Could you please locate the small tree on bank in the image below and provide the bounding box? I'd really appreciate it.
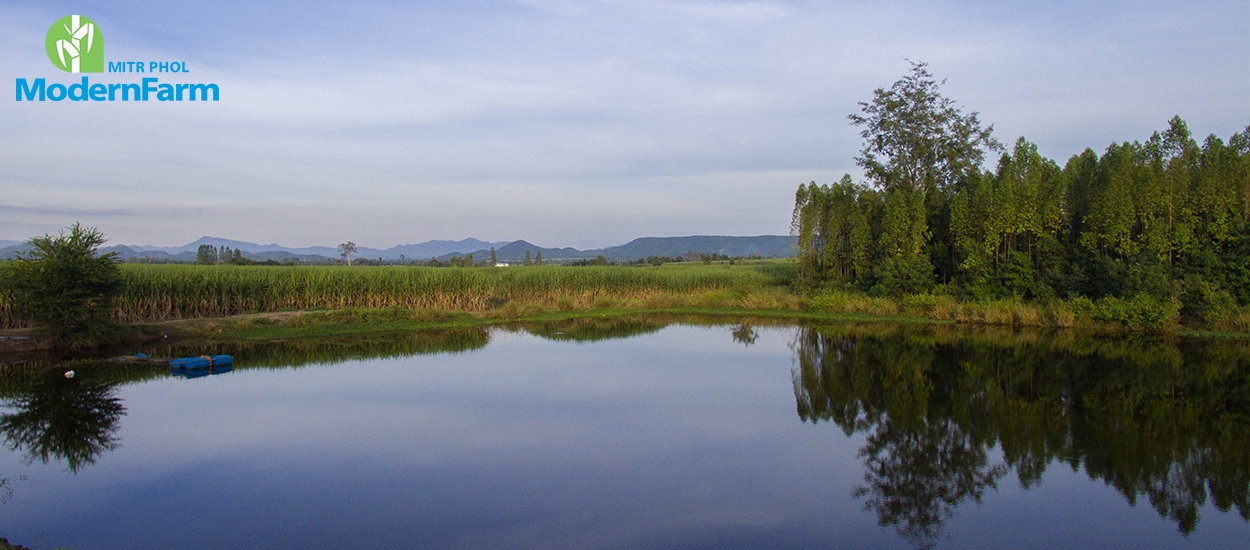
[0,223,122,346]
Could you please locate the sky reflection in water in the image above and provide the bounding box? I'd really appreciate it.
[0,320,1246,549]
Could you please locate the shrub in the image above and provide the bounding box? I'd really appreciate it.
[870,256,935,297]
[1090,293,1181,329]
[0,224,122,346]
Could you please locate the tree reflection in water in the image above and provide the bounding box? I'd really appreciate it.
[792,325,1250,548]
[853,418,1008,549]
[731,322,759,346]
[0,373,125,473]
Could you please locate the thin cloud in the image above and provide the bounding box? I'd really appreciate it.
[0,0,1245,246]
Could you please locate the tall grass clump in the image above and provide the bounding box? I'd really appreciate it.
[807,289,899,317]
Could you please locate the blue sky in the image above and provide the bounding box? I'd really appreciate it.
[1,0,1246,248]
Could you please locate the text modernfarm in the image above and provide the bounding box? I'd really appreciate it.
[16,77,219,102]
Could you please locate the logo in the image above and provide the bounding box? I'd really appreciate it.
[19,15,220,103]
[45,15,104,73]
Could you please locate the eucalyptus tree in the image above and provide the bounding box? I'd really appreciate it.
[848,61,1000,291]
[791,176,875,287]
[338,241,357,266]
[952,138,1063,297]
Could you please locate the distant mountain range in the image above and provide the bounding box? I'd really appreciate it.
[445,236,796,263]
[0,235,795,263]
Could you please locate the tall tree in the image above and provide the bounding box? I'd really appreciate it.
[849,61,999,197]
[848,61,1000,293]
[338,242,357,266]
[196,244,216,265]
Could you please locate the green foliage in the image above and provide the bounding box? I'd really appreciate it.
[795,61,1249,325]
[848,60,999,197]
[791,176,875,287]
[0,223,122,346]
[871,255,934,296]
[1073,293,1182,329]
[196,244,216,265]
[1189,280,1239,324]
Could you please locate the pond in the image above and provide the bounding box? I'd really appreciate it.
[0,318,1247,549]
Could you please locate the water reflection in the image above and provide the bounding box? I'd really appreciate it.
[516,316,669,343]
[1,316,1246,548]
[731,322,759,346]
[791,324,1250,546]
[0,365,125,473]
[155,327,492,370]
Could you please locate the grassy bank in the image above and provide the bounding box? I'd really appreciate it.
[7,261,1250,350]
[803,287,1250,334]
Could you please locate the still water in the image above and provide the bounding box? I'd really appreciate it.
[0,318,1246,549]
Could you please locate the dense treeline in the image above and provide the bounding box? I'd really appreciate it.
[794,63,1250,324]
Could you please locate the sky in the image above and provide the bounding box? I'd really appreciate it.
[1,0,1246,249]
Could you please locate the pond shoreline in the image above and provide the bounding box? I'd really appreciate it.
[9,303,1246,356]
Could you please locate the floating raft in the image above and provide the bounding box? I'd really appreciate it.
[171,355,233,370]
[116,353,235,378]
[116,354,235,379]
[170,354,233,379]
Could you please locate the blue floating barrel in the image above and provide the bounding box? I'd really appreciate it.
[171,355,233,370]
[171,357,209,369]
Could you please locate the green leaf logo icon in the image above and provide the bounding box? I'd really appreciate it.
[45,15,104,73]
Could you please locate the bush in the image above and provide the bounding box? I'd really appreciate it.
[870,256,935,297]
[0,223,122,346]
[1090,293,1181,329]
